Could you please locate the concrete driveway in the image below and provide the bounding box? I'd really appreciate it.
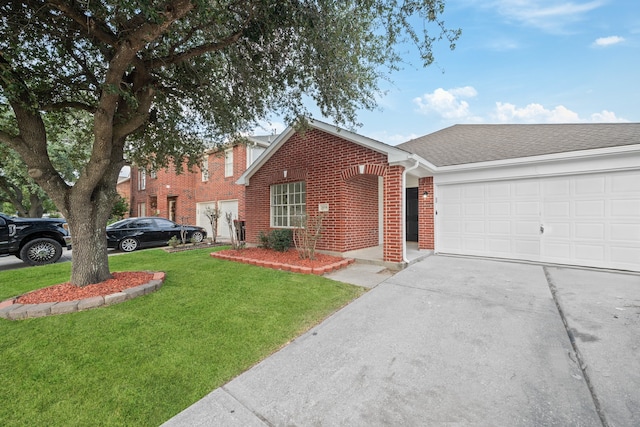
[163,256,640,426]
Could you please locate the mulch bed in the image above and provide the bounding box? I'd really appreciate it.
[15,272,154,304]
[215,248,345,269]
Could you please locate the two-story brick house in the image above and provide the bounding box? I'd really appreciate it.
[129,135,271,239]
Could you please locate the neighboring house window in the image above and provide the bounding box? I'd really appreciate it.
[201,157,209,182]
[150,170,157,179]
[224,148,233,177]
[138,170,146,190]
[271,181,306,228]
[138,202,146,217]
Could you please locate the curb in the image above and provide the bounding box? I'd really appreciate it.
[210,252,355,275]
[0,272,166,321]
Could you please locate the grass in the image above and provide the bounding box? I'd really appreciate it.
[0,248,365,427]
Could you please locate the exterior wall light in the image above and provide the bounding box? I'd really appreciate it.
[423,191,429,199]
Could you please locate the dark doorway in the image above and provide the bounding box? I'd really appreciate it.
[406,188,418,241]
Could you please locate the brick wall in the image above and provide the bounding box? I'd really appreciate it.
[383,166,404,262]
[244,128,400,255]
[129,144,248,225]
[418,176,435,250]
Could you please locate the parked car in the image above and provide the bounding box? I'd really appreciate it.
[0,212,72,266]
[106,217,206,252]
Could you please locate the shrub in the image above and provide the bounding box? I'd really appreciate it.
[167,236,180,248]
[257,231,271,249]
[270,229,292,252]
[257,229,293,252]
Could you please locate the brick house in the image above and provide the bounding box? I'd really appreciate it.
[116,175,131,218]
[237,120,435,266]
[238,120,640,272]
[129,136,271,239]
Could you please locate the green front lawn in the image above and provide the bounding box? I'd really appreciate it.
[0,248,365,427]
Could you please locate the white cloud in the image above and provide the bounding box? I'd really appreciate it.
[492,102,628,123]
[486,0,604,33]
[413,86,481,121]
[369,131,421,146]
[590,110,629,122]
[592,36,625,47]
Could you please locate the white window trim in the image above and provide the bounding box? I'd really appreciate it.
[224,148,233,177]
[138,170,146,190]
[270,181,306,228]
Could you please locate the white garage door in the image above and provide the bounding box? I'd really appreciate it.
[437,170,640,271]
[196,202,217,238]
[217,200,238,239]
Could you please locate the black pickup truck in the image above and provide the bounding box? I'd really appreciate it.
[0,213,72,266]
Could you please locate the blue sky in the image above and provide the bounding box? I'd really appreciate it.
[257,0,639,145]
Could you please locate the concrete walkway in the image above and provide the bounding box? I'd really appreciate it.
[163,256,640,426]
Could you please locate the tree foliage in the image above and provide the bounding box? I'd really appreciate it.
[0,0,459,285]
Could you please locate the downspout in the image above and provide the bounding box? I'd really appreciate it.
[402,156,421,264]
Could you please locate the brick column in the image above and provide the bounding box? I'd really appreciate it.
[383,165,404,262]
[418,176,434,250]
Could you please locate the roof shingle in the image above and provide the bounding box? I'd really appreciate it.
[398,123,640,167]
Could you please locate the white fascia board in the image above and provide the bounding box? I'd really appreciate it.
[434,144,640,185]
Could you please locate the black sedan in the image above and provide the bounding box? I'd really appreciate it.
[107,217,206,252]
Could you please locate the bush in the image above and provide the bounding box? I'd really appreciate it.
[257,231,271,249]
[167,236,180,248]
[257,229,293,252]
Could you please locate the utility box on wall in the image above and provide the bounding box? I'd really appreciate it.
[318,203,329,212]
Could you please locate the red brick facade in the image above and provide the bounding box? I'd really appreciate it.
[129,144,249,227]
[243,128,435,263]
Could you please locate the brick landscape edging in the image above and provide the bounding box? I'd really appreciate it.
[210,252,354,275]
[0,272,166,321]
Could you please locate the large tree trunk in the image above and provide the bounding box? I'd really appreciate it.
[65,177,120,286]
[28,193,44,218]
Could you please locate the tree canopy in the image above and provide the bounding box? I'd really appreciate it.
[0,0,459,285]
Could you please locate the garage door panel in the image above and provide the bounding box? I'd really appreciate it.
[610,246,640,265]
[611,224,640,241]
[437,170,640,271]
[487,238,511,253]
[574,244,605,262]
[543,241,572,260]
[465,221,484,233]
[489,202,510,215]
[575,176,605,194]
[514,240,540,256]
[545,222,571,238]
[611,200,640,217]
[515,202,539,215]
[464,203,484,215]
[489,221,511,234]
[575,223,604,239]
[515,221,539,236]
[515,181,539,196]
[545,201,570,217]
[543,180,570,195]
[611,173,640,192]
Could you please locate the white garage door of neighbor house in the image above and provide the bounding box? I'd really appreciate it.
[437,169,640,271]
[217,200,238,239]
[196,202,217,238]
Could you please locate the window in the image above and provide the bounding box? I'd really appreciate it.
[138,202,146,217]
[271,181,306,228]
[138,170,146,190]
[150,170,157,179]
[224,148,233,177]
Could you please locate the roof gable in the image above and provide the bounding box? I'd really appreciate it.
[237,119,433,185]
[398,123,640,167]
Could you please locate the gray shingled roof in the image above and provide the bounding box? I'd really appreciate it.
[397,123,640,167]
